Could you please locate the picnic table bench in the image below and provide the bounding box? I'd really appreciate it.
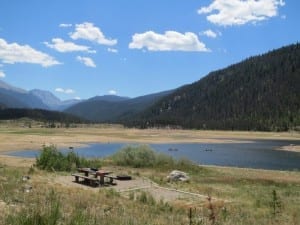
[71,173,99,187]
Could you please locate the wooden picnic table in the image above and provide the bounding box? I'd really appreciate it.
[73,168,116,186]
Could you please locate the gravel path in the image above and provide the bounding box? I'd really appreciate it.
[53,175,211,204]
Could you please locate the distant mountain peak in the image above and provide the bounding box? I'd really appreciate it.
[0,80,27,94]
[0,81,82,111]
[30,89,61,106]
[87,95,130,102]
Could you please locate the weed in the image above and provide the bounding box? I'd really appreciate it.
[28,165,35,174]
[104,188,120,198]
[270,189,282,218]
[129,191,135,200]
[5,189,61,225]
[138,191,156,205]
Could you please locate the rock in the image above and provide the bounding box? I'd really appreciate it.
[23,184,32,193]
[167,170,189,182]
[22,175,30,181]
[0,200,6,208]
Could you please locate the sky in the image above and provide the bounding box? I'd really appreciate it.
[0,0,299,100]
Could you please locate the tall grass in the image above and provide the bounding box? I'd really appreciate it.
[2,162,300,225]
[0,166,23,204]
[5,190,61,225]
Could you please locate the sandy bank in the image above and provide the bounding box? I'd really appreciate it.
[0,127,299,153]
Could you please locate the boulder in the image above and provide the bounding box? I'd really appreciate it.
[167,170,189,182]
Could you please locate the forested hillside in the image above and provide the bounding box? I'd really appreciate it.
[65,91,173,122]
[125,43,300,131]
[0,108,87,124]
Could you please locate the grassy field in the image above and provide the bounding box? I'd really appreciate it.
[0,123,300,224]
[1,156,300,225]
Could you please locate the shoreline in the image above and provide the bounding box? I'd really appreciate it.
[0,127,299,154]
[1,153,299,174]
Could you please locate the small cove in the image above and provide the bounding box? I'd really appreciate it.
[5,139,300,171]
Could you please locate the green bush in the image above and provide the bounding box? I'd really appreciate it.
[111,144,199,171]
[111,145,156,168]
[35,145,102,172]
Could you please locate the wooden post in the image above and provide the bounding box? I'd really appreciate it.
[100,175,104,185]
[189,207,192,225]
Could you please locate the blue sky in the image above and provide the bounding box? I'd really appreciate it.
[0,0,299,100]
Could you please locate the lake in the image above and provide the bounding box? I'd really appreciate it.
[6,139,300,171]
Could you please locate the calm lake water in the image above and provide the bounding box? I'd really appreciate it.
[6,140,300,171]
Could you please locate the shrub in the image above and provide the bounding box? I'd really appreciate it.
[111,144,200,172]
[111,145,156,168]
[35,145,102,172]
[37,144,200,172]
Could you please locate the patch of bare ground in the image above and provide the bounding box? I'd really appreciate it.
[50,174,211,204]
[0,155,34,168]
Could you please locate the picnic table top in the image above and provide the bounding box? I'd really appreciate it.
[77,168,112,175]
[96,170,112,175]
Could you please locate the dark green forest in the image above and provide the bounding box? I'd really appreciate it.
[0,108,87,124]
[123,43,300,131]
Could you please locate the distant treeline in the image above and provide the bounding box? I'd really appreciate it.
[0,108,87,124]
[122,43,300,131]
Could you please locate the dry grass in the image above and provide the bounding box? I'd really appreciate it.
[1,157,300,225]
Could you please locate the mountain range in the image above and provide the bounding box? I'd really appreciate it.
[0,79,173,122]
[0,81,82,111]
[64,90,174,122]
[0,43,299,131]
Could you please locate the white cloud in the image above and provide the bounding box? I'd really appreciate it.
[0,38,60,67]
[108,90,117,95]
[59,23,72,28]
[44,38,96,53]
[129,31,209,52]
[202,29,218,38]
[70,22,117,46]
[55,88,75,94]
[76,56,96,68]
[198,0,285,26]
[74,96,81,100]
[107,48,118,53]
[0,71,5,78]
